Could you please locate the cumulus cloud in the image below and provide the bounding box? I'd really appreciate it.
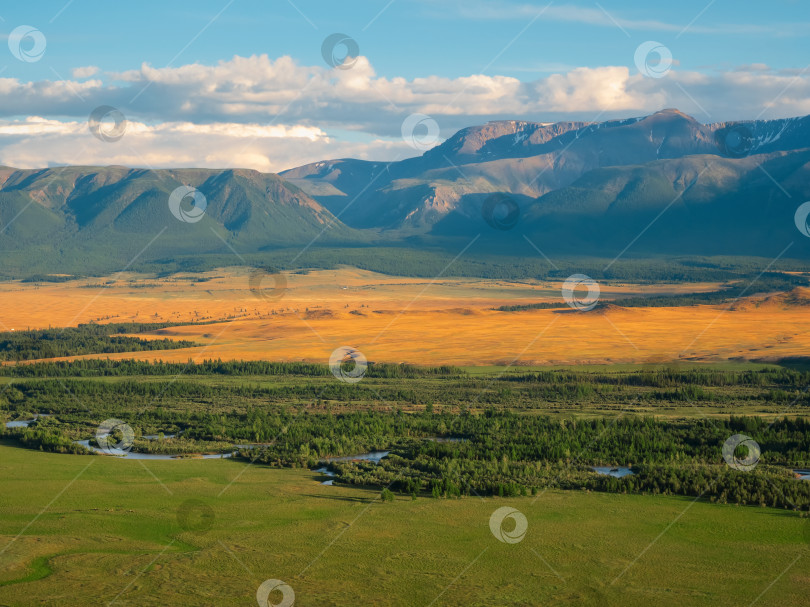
[0,54,808,171]
[72,65,100,79]
[0,116,411,173]
[2,55,805,129]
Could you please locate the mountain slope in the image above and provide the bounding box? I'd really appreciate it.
[0,166,364,275]
[283,110,810,234]
[2,109,810,277]
[515,151,810,256]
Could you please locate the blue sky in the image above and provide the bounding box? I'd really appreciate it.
[2,1,806,80]
[0,1,807,171]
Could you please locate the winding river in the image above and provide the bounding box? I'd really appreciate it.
[11,421,802,484]
[4,419,230,460]
[4,420,392,466]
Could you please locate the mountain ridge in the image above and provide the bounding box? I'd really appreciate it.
[1,109,809,276]
[281,109,810,233]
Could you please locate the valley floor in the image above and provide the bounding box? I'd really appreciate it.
[1,267,808,366]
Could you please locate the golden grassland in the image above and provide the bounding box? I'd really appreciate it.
[0,267,808,366]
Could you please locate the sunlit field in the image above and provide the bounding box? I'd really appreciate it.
[1,268,808,367]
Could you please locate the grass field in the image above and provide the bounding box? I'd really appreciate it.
[0,444,807,606]
[1,268,808,367]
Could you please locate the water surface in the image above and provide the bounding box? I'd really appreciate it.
[5,420,33,428]
[322,451,389,463]
[74,438,232,460]
[315,452,389,484]
[592,466,634,478]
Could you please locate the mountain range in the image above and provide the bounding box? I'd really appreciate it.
[2,109,809,277]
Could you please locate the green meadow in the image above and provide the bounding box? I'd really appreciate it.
[0,443,807,606]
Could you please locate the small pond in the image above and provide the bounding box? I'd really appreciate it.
[5,420,34,428]
[592,466,635,478]
[321,451,390,463]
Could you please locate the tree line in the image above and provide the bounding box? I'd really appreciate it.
[0,322,200,361]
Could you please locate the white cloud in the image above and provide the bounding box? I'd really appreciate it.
[0,54,808,171]
[1,54,805,129]
[72,65,100,79]
[538,67,640,111]
[0,116,412,173]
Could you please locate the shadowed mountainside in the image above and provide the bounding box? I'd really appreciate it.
[0,166,366,274]
[282,109,810,238]
[1,109,809,276]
